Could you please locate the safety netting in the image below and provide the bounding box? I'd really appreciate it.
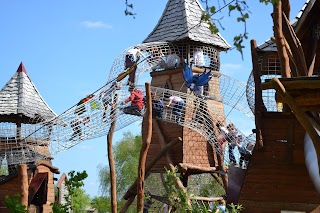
[0,42,255,178]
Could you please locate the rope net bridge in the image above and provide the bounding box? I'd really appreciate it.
[0,42,255,174]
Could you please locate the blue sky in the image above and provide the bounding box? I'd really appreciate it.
[0,1,304,197]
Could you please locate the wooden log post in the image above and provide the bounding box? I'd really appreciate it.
[18,164,28,208]
[136,82,153,212]
[251,39,264,149]
[216,152,228,192]
[107,94,118,213]
[272,1,291,78]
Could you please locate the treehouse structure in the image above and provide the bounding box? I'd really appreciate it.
[236,0,320,212]
[0,63,60,213]
[141,0,230,176]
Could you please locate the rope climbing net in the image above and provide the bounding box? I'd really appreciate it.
[0,42,255,177]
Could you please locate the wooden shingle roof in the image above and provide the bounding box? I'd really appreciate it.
[257,0,315,52]
[0,63,58,123]
[143,0,230,49]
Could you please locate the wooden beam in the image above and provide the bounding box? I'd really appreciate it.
[119,196,135,213]
[282,0,290,19]
[123,137,182,200]
[307,36,318,76]
[282,12,308,76]
[275,89,320,106]
[137,83,152,212]
[147,193,170,205]
[107,94,118,213]
[178,163,217,173]
[192,196,223,202]
[261,79,320,90]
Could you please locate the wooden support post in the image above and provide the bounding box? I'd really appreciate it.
[216,151,228,192]
[107,94,118,213]
[272,1,291,77]
[251,39,264,149]
[137,83,152,212]
[123,137,182,200]
[18,164,28,208]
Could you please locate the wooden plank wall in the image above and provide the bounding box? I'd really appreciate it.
[238,112,320,212]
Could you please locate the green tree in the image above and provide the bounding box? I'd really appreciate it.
[0,166,8,176]
[98,132,142,198]
[52,170,89,213]
[91,196,111,213]
[72,188,91,213]
[4,194,28,213]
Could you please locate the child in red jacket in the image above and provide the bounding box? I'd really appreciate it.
[121,86,144,116]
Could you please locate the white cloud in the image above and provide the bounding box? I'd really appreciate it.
[81,21,112,29]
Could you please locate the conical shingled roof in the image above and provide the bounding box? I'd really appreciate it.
[0,62,58,123]
[143,0,230,49]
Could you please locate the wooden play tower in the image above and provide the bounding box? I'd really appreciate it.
[0,63,60,213]
[141,0,230,177]
[234,1,320,212]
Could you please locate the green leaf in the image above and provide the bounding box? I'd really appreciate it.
[228,5,236,12]
[210,6,216,14]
